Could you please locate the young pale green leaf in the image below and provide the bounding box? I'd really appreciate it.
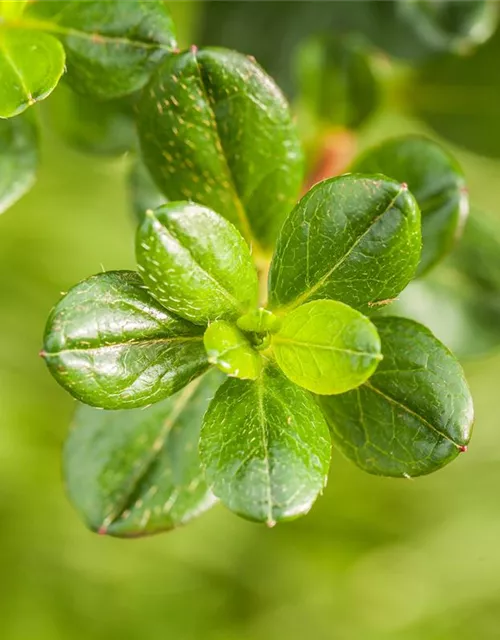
[200,365,331,525]
[0,28,65,118]
[295,34,380,130]
[25,0,177,99]
[351,136,468,276]
[64,370,223,538]
[42,271,208,410]
[319,317,474,478]
[0,1,28,20]
[204,320,262,380]
[136,203,258,325]
[137,47,303,253]
[128,157,166,223]
[236,308,282,335]
[0,112,37,214]
[273,300,382,395]
[268,174,421,315]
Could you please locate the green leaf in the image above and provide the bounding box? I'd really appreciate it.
[397,0,498,53]
[0,112,37,214]
[236,308,282,335]
[351,135,468,276]
[42,271,208,410]
[136,203,258,325]
[0,27,65,118]
[204,320,262,380]
[25,0,177,100]
[64,369,223,538]
[295,34,380,130]
[319,317,474,478]
[273,300,382,395]
[200,365,331,525]
[268,174,421,315]
[128,157,166,223]
[0,1,28,20]
[46,83,137,156]
[137,47,303,253]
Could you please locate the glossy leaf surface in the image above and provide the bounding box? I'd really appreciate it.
[138,47,303,253]
[268,174,421,315]
[319,317,474,477]
[0,112,37,214]
[136,203,258,325]
[64,370,223,538]
[352,135,468,276]
[273,300,382,395]
[0,27,65,118]
[42,271,208,410]
[200,366,331,525]
[204,320,262,380]
[26,0,177,99]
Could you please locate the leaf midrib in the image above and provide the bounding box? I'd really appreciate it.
[273,334,382,360]
[44,335,203,357]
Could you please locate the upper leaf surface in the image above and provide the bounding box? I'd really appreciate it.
[200,365,331,525]
[0,112,37,214]
[352,135,468,276]
[42,271,208,410]
[273,300,382,395]
[64,369,223,538]
[204,320,262,380]
[319,316,474,477]
[136,203,258,325]
[268,174,421,315]
[25,0,177,99]
[137,47,304,252]
[0,28,65,118]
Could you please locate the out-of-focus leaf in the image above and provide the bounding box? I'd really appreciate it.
[25,0,177,99]
[128,157,166,223]
[200,365,331,525]
[268,174,421,315]
[42,271,208,410]
[137,47,303,253]
[204,320,262,380]
[0,28,65,118]
[0,112,37,214]
[319,317,474,477]
[273,300,382,395]
[397,0,498,53]
[64,369,223,538]
[136,204,258,325]
[351,135,468,276]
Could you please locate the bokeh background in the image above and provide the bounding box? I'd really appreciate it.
[2,2,500,638]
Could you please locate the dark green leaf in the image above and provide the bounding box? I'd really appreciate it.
[136,203,258,325]
[204,320,262,380]
[0,27,65,118]
[200,365,331,525]
[128,157,166,223]
[64,369,223,538]
[268,174,421,315]
[273,300,382,395]
[137,47,303,253]
[397,0,498,53]
[25,0,177,99]
[0,112,37,214]
[351,135,468,276]
[42,271,208,410]
[319,317,474,477]
[295,34,380,130]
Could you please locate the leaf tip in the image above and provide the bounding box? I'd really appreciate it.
[401,182,408,191]
[190,44,198,55]
[459,445,468,453]
[266,518,277,529]
[39,349,47,359]
[97,525,108,536]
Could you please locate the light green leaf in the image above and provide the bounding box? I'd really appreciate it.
[128,157,166,223]
[204,320,262,380]
[137,47,303,253]
[268,174,421,315]
[64,370,223,538]
[25,0,177,99]
[0,27,65,118]
[273,300,382,395]
[351,135,468,276]
[200,365,331,525]
[0,112,37,214]
[319,316,474,477]
[136,203,258,325]
[236,308,282,335]
[42,271,208,410]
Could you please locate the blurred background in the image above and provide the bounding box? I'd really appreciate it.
[2,1,500,638]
